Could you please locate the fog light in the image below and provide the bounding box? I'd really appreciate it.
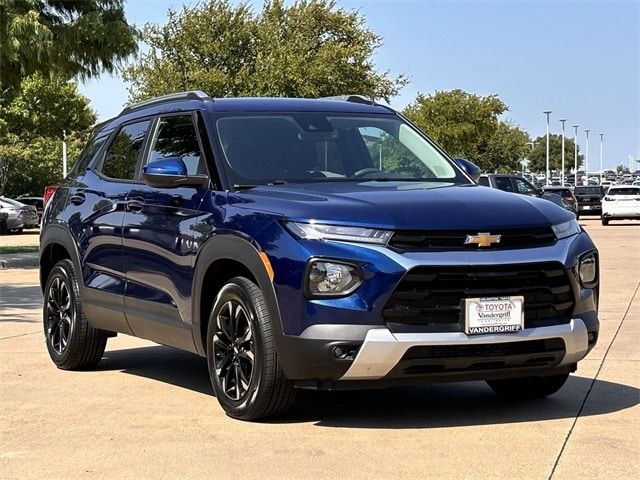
[307,260,363,297]
[329,344,360,360]
[579,252,597,285]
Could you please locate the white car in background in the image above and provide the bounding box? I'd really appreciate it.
[601,185,640,225]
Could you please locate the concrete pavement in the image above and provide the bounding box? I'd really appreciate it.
[0,219,638,479]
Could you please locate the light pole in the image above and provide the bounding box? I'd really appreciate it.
[559,119,566,185]
[584,129,590,182]
[573,125,579,185]
[62,130,67,178]
[544,110,552,186]
[599,133,604,183]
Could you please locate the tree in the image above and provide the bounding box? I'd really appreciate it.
[480,121,531,173]
[123,0,407,102]
[527,134,583,174]
[403,89,529,172]
[0,0,138,93]
[0,76,95,196]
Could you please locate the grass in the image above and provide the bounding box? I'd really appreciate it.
[0,245,39,255]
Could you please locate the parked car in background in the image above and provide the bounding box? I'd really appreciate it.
[39,92,600,421]
[478,174,540,196]
[540,192,577,216]
[601,185,640,225]
[17,196,45,223]
[0,197,34,233]
[0,211,10,234]
[542,187,578,215]
[573,186,604,218]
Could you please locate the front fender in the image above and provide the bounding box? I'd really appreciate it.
[191,234,282,356]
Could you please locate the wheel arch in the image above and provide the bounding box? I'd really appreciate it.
[39,225,82,293]
[192,235,281,356]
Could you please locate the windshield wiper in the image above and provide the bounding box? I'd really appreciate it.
[233,179,287,191]
[233,184,259,191]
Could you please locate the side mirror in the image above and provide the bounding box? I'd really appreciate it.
[454,157,482,182]
[142,157,208,188]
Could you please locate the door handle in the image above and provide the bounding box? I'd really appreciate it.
[126,199,145,212]
[69,193,85,205]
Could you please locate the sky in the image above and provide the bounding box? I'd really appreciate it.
[78,0,640,171]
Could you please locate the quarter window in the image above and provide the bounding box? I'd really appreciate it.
[101,121,151,180]
[147,115,205,176]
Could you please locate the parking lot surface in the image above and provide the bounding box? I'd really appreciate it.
[1,219,638,479]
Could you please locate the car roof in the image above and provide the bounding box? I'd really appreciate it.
[609,185,640,190]
[101,96,395,131]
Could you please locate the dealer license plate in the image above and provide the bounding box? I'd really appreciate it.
[464,296,524,335]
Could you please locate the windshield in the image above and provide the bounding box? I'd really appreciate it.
[214,112,468,187]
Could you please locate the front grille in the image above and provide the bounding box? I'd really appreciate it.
[389,226,556,252]
[402,339,565,360]
[393,338,566,376]
[383,262,574,331]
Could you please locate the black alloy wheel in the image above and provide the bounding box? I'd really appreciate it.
[45,276,74,355]
[212,299,255,401]
[43,259,108,369]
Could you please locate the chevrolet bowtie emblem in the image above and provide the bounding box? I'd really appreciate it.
[464,232,502,248]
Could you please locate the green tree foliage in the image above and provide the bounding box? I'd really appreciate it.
[0,0,138,93]
[402,89,530,172]
[482,121,531,173]
[123,0,407,101]
[527,134,583,174]
[0,76,95,196]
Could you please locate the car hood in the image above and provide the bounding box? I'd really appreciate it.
[228,182,574,230]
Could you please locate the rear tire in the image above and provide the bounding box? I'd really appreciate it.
[206,276,296,421]
[486,373,569,399]
[0,220,6,235]
[43,259,108,369]
[9,227,23,234]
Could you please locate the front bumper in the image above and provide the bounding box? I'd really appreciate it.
[267,228,600,384]
[281,318,596,385]
[341,318,589,380]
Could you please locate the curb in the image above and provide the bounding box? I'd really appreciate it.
[0,252,39,270]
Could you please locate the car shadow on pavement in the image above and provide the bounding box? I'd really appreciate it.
[0,283,43,322]
[99,344,639,428]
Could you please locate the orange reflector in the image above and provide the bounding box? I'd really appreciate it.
[259,251,274,281]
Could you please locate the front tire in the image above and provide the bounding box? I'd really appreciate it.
[206,277,296,421]
[486,373,569,399]
[601,217,609,225]
[43,259,108,369]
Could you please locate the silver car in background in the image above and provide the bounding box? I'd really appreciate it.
[0,197,38,233]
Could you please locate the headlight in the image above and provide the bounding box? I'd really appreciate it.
[306,260,363,297]
[579,252,598,286]
[551,219,580,239]
[286,222,392,245]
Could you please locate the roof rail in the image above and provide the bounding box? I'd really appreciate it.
[120,90,213,115]
[319,94,377,106]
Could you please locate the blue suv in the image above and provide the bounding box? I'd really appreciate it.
[40,92,599,420]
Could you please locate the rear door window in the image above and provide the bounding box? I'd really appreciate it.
[477,176,490,187]
[100,121,151,180]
